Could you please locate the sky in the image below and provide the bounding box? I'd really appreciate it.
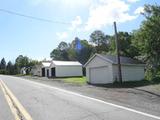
[0,0,159,62]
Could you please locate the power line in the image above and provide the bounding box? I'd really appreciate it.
[0,8,74,25]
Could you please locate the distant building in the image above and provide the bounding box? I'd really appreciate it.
[84,54,145,84]
[20,67,26,75]
[31,60,83,77]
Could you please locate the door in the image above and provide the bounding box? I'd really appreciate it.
[90,66,112,84]
[51,68,55,77]
[47,69,49,77]
[42,68,45,77]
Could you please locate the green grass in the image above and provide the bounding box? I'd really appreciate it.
[59,77,87,85]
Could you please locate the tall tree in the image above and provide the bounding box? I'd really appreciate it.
[132,4,160,79]
[15,55,29,73]
[50,41,69,61]
[58,41,69,51]
[109,32,139,58]
[0,58,6,74]
[6,61,15,75]
[0,58,6,69]
[90,30,109,53]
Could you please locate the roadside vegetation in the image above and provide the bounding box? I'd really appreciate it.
[0,4,160,84]
[55,77,86,85]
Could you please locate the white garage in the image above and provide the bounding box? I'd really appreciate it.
[49,60,83,77]
[31,60,83,77]
[84,54,145,84]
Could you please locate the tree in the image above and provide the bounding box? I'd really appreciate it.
[0,58,6,74]
[90,30,109,53]
[0,58,6,69]
[90,30,106,46]
[76,40,95,64]
[15,55,29,68]
[6,61,15,75]
[58,41,69,51]
[50,41,69,61]
[15,55,29,73]
[109,32,139,58]
[132,4,160,79]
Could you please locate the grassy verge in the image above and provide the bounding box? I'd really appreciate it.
[56,77,87,85]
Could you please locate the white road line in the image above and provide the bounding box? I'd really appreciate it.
[3,76,160,120]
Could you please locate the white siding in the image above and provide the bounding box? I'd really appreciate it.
[112,65,145,82]
[89,66,113,84]
[56,66,82,77]
[44,67,51,77]
[31,66,42,76]
[86,56,113,84]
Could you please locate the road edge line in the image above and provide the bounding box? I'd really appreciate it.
[0,80,21,120]
[1,80,33,120]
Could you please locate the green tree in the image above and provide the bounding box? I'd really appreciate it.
[0,58,6,69]
[50,41,69,61]
[58,41,69,50]
[132,4,160,79]
[0,58,6,74]
[15,55,29,73]
[109,32,139,58]
[6,61,15,75]
[90,30,109,53]
[76,40,95,64]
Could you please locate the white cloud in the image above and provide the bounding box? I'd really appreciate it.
[69,16,82,31]
[134,6,144,14]
[85,0,137,31]
[127,0,139,3]
[56,32,68,40]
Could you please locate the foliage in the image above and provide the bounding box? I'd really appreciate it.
[0,58,6,69]
[132,4,160,79]
[0,56,39,75]
[109,32,139,58]
[50,38,95,64]
[90,30,110,53]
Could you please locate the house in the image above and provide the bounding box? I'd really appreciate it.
[20,67,26,75]
[84,54,145,84]
[31,60,83,77]
[31,61,51,77]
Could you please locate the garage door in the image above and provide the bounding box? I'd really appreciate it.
[90,66,112,84]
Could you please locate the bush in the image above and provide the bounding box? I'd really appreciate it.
[0,69,6,74]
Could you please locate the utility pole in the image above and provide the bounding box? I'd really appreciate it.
[114,21,122,83]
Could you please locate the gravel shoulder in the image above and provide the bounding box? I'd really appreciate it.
[20,76,160,117]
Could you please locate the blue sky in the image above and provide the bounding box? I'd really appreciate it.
[0,0,159,62]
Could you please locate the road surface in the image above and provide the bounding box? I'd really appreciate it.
[0,75,160,120]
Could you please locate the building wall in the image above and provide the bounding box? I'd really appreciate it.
[86,56,113,84]
[55,66,82,77]
[45,67,51,77]
[112,64,145,82]
[31,66,42,76]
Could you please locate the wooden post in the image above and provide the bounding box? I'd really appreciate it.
[114,21,122,83]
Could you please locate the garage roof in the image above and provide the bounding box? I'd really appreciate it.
[85,54,145,67]
[100,55,144,64]
[52,60,82,66]
[42,62,51,67]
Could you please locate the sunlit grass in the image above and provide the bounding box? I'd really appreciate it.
[59,77,86,85]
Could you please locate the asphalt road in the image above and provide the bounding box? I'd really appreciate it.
[0,75,160,120]
[0,84,14,120]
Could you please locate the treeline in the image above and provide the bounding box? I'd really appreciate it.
[0,55,39,75]
[50,4,160,80]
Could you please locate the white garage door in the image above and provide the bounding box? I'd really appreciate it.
[90,66,112,84]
